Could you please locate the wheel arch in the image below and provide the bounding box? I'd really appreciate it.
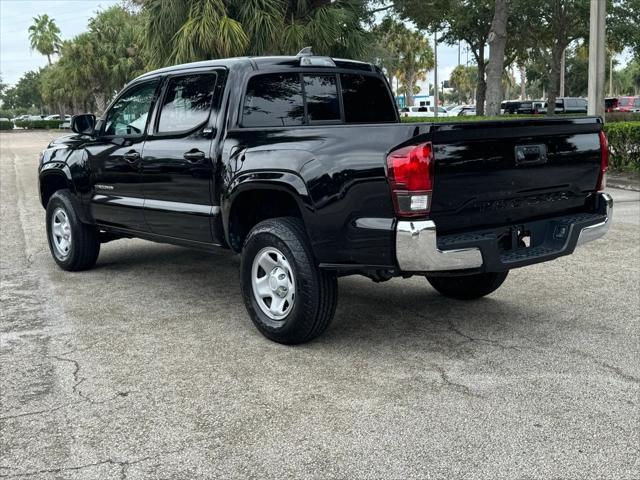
[39,167,73,208]
[224,172,315,253]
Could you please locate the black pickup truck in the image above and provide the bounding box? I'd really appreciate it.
[38,51,612,344]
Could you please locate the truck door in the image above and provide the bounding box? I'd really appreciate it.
[89,79,160,231]
[141,71,223,243]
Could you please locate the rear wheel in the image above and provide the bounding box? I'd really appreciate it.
[426,271,508,300]
[240,217,338,344]
[46,190,100,271]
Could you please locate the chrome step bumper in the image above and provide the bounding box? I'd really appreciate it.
[395,192,613,273]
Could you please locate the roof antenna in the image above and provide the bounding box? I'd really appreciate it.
[297,47,314,56]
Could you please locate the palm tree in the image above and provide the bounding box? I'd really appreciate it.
[389,23,434,107]
[28,14,62,65]
[138,0,370,68]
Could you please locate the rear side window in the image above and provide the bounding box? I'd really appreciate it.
[303,74,339,122]
[341,74,397,123]
[158,74,217,133]
[243,73,304,127]
[635,98,640,107]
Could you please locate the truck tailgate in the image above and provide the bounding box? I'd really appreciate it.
[429,117,603,234]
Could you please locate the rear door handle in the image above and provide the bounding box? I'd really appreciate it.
[183,149,206,162]
[123,150,140,163]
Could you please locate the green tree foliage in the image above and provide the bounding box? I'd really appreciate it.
[393,26,434,106]
[138,0,371,68]
[368,18,434,106]
[40,6,146,113]
[392,0,494,115]
[0,71,44,111]
[28,14,62,65]
[608,0,640,56]
[449,64,477,103]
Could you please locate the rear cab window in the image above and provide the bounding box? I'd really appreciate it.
[241,70,397,127]
[242,73,304,127]
[340,73,397,123]
[157,73,217,133]
[303,74,340,122]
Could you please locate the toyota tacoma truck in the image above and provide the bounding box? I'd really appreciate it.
[38,51,612,344]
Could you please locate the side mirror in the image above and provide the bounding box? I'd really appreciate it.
[71,114,96,135]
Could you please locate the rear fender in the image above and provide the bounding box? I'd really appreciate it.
[223,170,314,248]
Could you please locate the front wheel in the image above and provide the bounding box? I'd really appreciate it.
[426,271,508,300]
[46,190,100,271]
[240,217,338,344]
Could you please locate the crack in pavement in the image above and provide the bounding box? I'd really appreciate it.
[407,306,523,352]
[0,447,188,479]
[0,402,83,421]
[445,318,522,352]
[571,349,640,384]
[432,364,483,398]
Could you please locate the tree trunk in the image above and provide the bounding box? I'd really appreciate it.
[405,71,416,106]
[519,64,526,99]
[94,92,107,115]
[547,41,565,116]
[46,54,52,66]
[485,0,508,116]
[475,44,486,115]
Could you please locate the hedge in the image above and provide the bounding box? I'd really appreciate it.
[14,119,63,129]
[0,120,13,130]
[604,121,640,171]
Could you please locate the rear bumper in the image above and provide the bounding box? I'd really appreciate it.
[396,192,613,273]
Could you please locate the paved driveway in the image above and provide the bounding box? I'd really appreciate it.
[1,131,639,479]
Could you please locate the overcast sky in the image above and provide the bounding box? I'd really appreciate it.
[0,0,120,85]
[2,1,626,94]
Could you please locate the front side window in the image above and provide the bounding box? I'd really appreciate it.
[303,74,339,122]
[104,81,158,137]
[340,74,397,123]
[634,98,640,107]
[157,74,217,133]
[242,73,304,127]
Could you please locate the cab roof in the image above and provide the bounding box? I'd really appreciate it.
[135,55,377,82]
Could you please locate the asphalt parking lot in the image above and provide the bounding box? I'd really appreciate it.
[1,130,639,479]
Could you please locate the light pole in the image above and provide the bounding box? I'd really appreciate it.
[609,52,614,96]
[587,0,606,117]
[560,47,566,98]
[434,31,438,118]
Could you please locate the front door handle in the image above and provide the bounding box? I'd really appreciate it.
[183,149,206,162]
[123,150,140,163]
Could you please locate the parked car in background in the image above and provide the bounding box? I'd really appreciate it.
[616,96,640,112]
[399,106,449,117]
[27,115,46,121]
[539,97,588,114]
[605,97,619,112]
[447,105,476,116]
[501,100,535,114]
[44,114,71,121]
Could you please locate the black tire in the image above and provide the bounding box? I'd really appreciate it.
[426,271,508,300]
[46,190,100,271]
[240,217,338,344]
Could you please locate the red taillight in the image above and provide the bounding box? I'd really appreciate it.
[386,142,434,217]
[597,130,609,191]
